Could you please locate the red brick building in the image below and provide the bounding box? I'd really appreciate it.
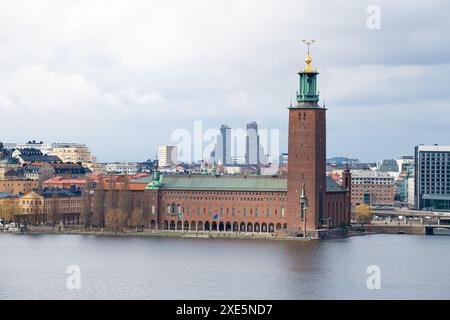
[132,173,350,235]
[136,48,352,237]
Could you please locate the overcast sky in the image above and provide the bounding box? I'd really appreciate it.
[1,0,449,163]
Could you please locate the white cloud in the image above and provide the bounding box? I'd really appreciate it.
[3,65,100,113]
[0,0,449,162]
[0,94,18,112]
[322,64,450,105]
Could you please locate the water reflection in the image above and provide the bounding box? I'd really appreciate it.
[0,234,449,299]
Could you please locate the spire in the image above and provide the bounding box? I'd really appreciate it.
[300,183,306,200]
[152,163,160,182]
[302,40,316,73]
[299,182,308,208]
[304,53,313,72]
[294,40,319,104]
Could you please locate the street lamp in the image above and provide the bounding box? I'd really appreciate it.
[300,183,308,238]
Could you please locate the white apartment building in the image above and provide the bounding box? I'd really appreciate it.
[158,145,178,167]
[48,143,93,164]
[104,162,140,175]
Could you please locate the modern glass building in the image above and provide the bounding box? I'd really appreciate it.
[414,145,450,211]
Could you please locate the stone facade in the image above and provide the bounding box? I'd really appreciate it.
[0,180,38,195]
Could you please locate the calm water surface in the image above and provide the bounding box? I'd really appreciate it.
[0,233,449,299]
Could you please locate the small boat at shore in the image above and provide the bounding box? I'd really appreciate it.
[433,228,450,236]
[2,223,22,233]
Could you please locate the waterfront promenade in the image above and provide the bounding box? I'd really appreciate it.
[7,221,450,240]
[14,225,310,241]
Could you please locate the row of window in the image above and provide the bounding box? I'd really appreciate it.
[161,195,286,202]
[22,206,81,213]
[21,199,81,205]
[353,186,392,190]
[162,204,286,218]
[164,191,285,197]
[162,191,287,201]
[352,181,393,185]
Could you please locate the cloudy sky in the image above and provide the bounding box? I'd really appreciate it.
[0,0,449,162]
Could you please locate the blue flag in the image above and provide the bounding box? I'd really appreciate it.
[213,213,219,219]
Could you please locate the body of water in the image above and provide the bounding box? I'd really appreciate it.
[1,233,449,299]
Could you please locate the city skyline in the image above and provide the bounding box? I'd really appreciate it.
[1,0,449,163]
[1,133,418,164]
[1,130,419,165]
[1,1,450,303]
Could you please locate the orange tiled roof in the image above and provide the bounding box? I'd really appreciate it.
[43,176,87,185]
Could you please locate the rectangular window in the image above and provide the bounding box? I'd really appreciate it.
[281,207,285,218]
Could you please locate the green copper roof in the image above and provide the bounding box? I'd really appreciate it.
[325,176,346,192]
[133,175,345,193]
[135,175,286,192]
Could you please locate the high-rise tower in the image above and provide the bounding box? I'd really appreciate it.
[286,41,327,235]
[245,121,260,165]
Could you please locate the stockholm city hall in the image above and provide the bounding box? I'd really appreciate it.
[135,44,352,238]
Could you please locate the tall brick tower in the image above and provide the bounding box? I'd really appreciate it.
[286,42,326,236]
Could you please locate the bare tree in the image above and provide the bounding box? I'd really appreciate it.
[80,176,93,227]
[0,198,19,223]
[129,207,144,231]
[142,191,151,229]
[49,193,59,228]
[119,173,133,226]
[92,175,106,228]
[107,174,126,230]
[105,207,127,231]
[30,193,43,225]
[106,174,118,210]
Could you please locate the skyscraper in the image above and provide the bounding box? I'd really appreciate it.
[245,121,259,165]
[214,125,232,165]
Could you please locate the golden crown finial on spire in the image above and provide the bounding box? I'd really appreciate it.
[302,39,316,72]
